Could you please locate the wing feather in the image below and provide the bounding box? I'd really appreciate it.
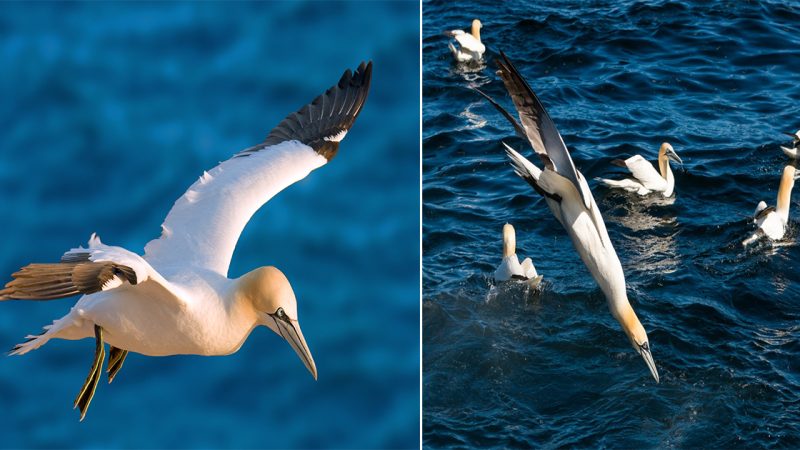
[144,62,372,276]
[623,155,667,191]
[494,51,591,209]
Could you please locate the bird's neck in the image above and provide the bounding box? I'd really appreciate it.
[471,23,481,41]
[777,172,795,221]
[663,160,674,197]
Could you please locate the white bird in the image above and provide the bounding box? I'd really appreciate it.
[743,165,799,246]
[780,130,800,159]
[0,61,373,420]
[598,143,683,197]
[445,19,485,63]
[494,223,543,288]
[476,52,659,382]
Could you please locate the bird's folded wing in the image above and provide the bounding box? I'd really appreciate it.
[623,155,667,191]
[494,51,592,210]
[0,234,175,301]
[454,33,484,53]
[143,62,373,276]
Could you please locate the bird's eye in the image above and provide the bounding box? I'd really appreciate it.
[276,307,286,319]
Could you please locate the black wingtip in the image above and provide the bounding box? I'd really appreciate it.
[241,61,373,160]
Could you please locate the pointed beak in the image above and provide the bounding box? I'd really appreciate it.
[783,131,797,138]
[274,318,317,380]
[667,151,683,166]
[638,342,660,383]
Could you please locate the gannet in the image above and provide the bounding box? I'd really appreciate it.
[598,143,683,197]
[743,165,799,246]
[0,61,373,420]
[445,19,485,63]
[476,52,659,382]
[494,223,543,288]
[781,130,800,159]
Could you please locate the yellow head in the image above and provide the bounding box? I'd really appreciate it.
[502,223,516,258]
[240,266,317,380]
[619,307,659,383]
[471,19,483,40]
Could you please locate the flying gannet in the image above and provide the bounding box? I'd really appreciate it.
[0,61,373,420]
[494,223,543,288]
[475,52,659,382]
[743,164,799,246]
[445,19,485,63]
[781,130,800,159]
[598,143,683,197]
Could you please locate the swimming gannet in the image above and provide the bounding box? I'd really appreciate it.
[476,52,659,382]
[781,130,800,159]
[598,143,683,197]
[445,19,485,63]
[494,223,543,288]
[0,61,373,420]
[743,165,799,246]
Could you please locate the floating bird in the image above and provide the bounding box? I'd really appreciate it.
[598,143,683,197]
[476,52,659,382]
[494,223,543,288]
[445,19,485,63]
[0,61,373,420]
[743,164,799,246]
[780,130,800,159]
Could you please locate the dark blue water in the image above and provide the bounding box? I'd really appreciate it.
[0,2,419,448]
[423,0,800,447]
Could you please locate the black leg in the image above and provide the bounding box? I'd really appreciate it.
[74,324,105,421]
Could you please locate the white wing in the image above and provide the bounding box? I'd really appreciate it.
[621,155,667,191]
[143,62,373,276]
[453,32,485,55]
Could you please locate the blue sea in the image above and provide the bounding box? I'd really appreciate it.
[423,0,800,447]
[0,2,419,448]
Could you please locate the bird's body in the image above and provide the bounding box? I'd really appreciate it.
[1,61,373,419]
[743,165,798,246]
[476,52,659,382]
[445,19,485,63]
[494,223,542,287]
[781,130,800,159]
[598,143,683,197]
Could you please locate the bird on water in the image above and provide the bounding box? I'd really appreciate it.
[598,142,683,197]
[476,52,659,382]
[494,223,543,288]
[743,164,799,246]
[445,19,485,63]
[1,61,373,420]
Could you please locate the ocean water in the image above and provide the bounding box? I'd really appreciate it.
[0,2,419,448]
[423,0,800,447]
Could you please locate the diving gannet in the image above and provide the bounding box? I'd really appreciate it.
[445,19,485,63]
[781,130,800,159]
[494,223,543,288]
[0,61,373,420]
[743,164,799,246]
[476,52,659,382]
[598,143,683,197]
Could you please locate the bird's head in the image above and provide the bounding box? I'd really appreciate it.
[471,19,483,38]
[659,142,683,165]
[620,309,659,383]
[472,19,483,29]
[502,223,516,257]
[241,266,317,380]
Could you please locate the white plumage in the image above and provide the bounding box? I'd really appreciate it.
[781,129,800,159]
[477,52,659,382]
[494,223,542,288]
[744,165,799,246]
[598,143,683,197]
[1,61,373,420]
[445,19,485,63]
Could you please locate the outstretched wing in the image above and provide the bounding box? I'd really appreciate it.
[143,62,373,276]
[1,234,175,301]
[620,155,667,191]
[494,51,592,210]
